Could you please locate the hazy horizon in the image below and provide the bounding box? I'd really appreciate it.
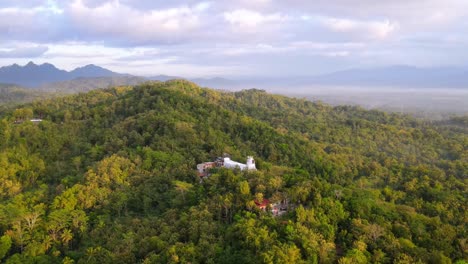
[273,86,468,119]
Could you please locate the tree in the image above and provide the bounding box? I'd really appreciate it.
[239,181,250,196]
[0,235,12,260]
[61,229,73,248]
[364,224,385,244]
[13,108,33,121]
[173,181,193,203]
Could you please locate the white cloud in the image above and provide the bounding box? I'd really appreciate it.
[224,9,287,28]
[0,45,48,58]
[68,0,207,44]
[221,43,290,56]
[31,42,242,77]
[194,2,211,12]
[210,41,361,59]
[290,41,365,50]
[319,17,398,39]
[0,3,63,42]
[323,51,349,57]
[0,0,63,15]
[44,0,64,14]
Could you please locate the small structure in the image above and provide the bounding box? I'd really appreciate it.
[13,118,43,124]
[254,199,270,211]
[196,155,257,178]
[270,200,289,216]
[30,119,43,123]
[254,199,289,216]
[197,162,216,177]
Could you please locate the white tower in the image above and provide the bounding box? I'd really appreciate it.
[246,156,256,170]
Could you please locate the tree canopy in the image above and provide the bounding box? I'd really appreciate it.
[0,80,466,263]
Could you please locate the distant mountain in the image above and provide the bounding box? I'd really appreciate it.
[303,65,468,88]
[69,64,120,79]
[186,66,468,90]
[0,62,123,87]
[0,62,68,87]
[4,62,467,91]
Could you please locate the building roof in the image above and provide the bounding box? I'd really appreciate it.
[223,157,248,170]
[254,199,270,207]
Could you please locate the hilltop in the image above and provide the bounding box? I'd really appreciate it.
[0,80,465,263]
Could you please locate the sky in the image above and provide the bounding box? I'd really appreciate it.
[0,0,467,78]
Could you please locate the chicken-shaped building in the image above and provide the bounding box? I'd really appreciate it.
[197,155,256,177]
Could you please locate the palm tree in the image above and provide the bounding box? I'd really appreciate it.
[61,229,73,248]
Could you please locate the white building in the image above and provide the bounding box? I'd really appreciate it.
[222,156,256,171]
[197,155,256,177]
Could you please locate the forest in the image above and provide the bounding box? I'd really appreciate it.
[0,80,466,263]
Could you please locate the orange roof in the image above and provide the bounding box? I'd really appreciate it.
[254,199,270,207]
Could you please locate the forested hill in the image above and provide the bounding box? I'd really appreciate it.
[0,80,466,263]
[0,84,52,108]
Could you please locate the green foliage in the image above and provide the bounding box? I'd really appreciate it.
[0,80,466,263]
[0,235,12,260]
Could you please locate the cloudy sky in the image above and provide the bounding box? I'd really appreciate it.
[0,0,467,78]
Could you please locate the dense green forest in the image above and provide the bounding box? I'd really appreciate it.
[0,80,466,263]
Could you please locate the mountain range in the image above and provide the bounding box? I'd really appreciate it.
[0,62,122,87]
[1,62,468,89]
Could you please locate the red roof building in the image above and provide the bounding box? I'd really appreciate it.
[197,162,216,177]
[254,199,270,211]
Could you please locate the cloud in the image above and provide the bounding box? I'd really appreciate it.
[0,1,64,42]
[224,9,287,28]
[0,45,49,58]
[220,44,288,56]
[0,0,468,77]
[0,1,63,16]
[290,41,365,50]
[276,0,468,20]
[215,41,362,57]
[0,0,48,8]
[323,51,349,57]
[68,0,208,44]
[319,17,398,39]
